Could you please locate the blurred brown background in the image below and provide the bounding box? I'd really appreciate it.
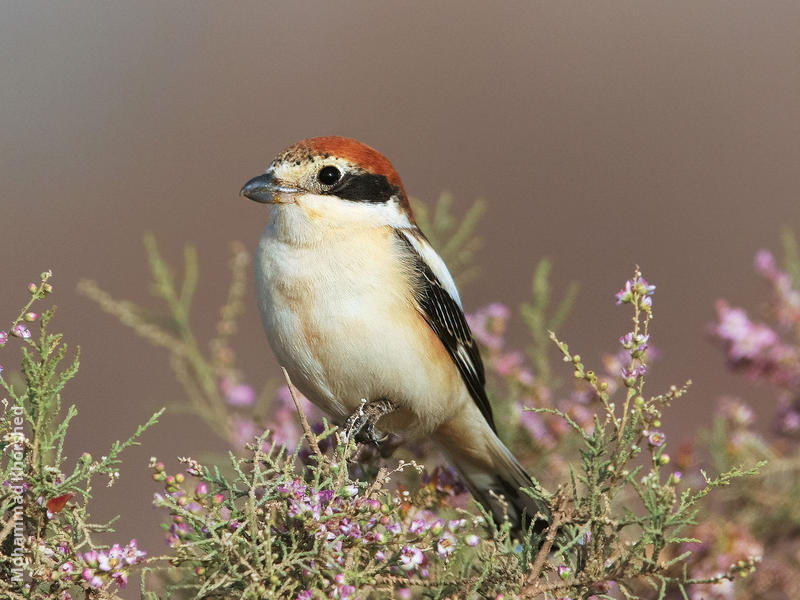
[2,2,799,592]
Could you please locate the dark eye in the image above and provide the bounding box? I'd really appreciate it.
[318,166,341,186]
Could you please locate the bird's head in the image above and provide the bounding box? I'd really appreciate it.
[241,136,415,228]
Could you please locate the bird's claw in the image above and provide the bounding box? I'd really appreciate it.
[343,398,396,446]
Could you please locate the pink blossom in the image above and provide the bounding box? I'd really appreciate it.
[437,531,457,557]
[466,303,510,350]
[398,544,424,571]
[230,416,259,449]
[409,519,427,535]
[494,351,524,376]
[754,249,777,276]
[11,324,31,339]
[712,301,778,361]
[122,539,146,565]
[647,431,666,447]
[220,379,256,407]
[111,570,129,588]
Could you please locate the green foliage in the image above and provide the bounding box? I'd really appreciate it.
[130,263,762,599]
[513,271,763,599]
[78,236,254,445]
[780,226,800,289]
[6,195,769,599]
[520,258,579,388]
[410,193,486,286]
[142,381,529,599]
[0,272,162,600]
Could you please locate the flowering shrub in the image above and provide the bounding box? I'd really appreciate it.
[3,198,790,598]
[701,231,800,599]
[0,272,160,600]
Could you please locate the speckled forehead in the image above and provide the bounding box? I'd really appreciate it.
[274,144,321,165]
[273,136,404,189]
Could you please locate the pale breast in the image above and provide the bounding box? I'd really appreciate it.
[254,221,463,435]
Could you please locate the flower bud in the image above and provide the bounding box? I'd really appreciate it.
[429,520,445,536]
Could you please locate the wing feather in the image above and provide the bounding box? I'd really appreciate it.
[395,229,496,432]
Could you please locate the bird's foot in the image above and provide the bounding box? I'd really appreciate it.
[343,398,397,446]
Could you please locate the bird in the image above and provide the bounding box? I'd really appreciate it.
[241,136,550,537]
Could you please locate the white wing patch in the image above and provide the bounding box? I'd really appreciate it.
[397,229,462,308]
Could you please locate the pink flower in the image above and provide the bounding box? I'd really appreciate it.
[466,304,510,350]
[447,518,466,532]
[712,301,779,361]
[437,531,457,557]
[616,276,655,306]
[754,249,777,276]
[409,519,427,535]
[11,324,31,339]
[97,549,118,572]
[81,550,99,568]
[81,567,103,589]
[122,539,146,565]
[494,351,524,376]
[398,545,424,571]
[647,431,666,447]
[615,280,634,305]
[220,378,256,407]
[111,570,129,588]
[230,416,259,449]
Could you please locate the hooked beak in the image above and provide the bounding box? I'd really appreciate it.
[240,171,301,203]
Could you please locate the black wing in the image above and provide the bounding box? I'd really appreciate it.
[395,229,496,432]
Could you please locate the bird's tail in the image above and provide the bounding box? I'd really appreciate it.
[436,412,551,539]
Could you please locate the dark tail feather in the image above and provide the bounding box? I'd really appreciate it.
[439,424,551,539]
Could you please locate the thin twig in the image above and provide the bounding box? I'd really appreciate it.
[281,367,322,458]
[523,490,569,591]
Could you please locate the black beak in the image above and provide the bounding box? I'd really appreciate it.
[240,172,278,203]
